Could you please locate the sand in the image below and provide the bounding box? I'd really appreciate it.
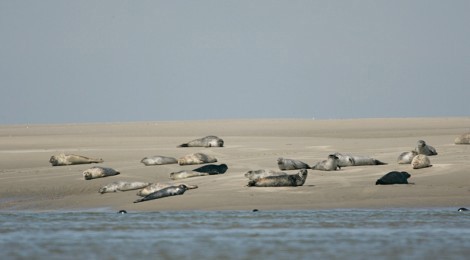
[0,117,469,212]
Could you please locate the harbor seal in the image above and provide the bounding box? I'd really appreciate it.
[277,157,311,170]
[133,184,188,203]
[455,132,470,144]
[411,154,432,169]
[334,153,387,167]
[375,171,411,185]
[178,153,217,165]
[415,140,438,156]
[247,169,308,187]
[311,154,340,171]
[140,155,178,166]
[177,135,224,147]
[192,164,228,174]
[169,169,224,180]
[244,169,288,180]
[137,183,198,197]
[397,151,418,164]
[99,181,151,194]
[49,153,103,166]
[458,208,469,212]
[83,166,120,180]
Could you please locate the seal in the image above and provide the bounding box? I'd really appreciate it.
[192,164,228,174]
[82,166,120,180]
[169,169,224,180]
[99,181,151,194]
[178,153,217,165]
[458,208,469,212]
[455,132,470,144]
[244,169,287,181]
[311,154,340,171]
[137,183,198,197]
[397,151,418,164]
[140,155,178,166]
[277,157,311,170]
[247,169,308,187]
[177,136,224,147]
[415,140,438,156]
[411,154,432,169]
[49,153,103,166]
[375,171,411,185]
[133,184,188,203]
[117,210,127,214]
[334,153,387,167]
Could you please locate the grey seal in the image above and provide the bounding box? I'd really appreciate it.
[133,184,188,203]
[192,164,228,174]
[455,132,470,144]
[415,140,437,156]
[178,153,217,165]
[140,155,178,166]
[397,151,418,164]
[411,154,432,169]
[99,181,151,194]
[375,171,411,185]
[277,157,311,170]
[311,154,340,171]
[247,169,308,187]
[169,169,224,180]
[334,153,387,167]
[244,169,288,181]
[458,208,469,212]
[177,135,224,147]
[83,166,120,180]
[49,153,103,166]
[137,183,198,197]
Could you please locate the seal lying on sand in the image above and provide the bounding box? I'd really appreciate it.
[411,154,432,169]
[455,132,470,144]
[133,184,188,203]
[244,169,287,181]
[140,155,178,166]
[312,154,340,171]
[99,181,151,194]
[49,153,103,166]
[137,183,198,197]
[397,151,418,164]
[375,171,411,185]
[415,140,438,156]
[83,166,120,180]
[192,164,228,174]
[277,158,311,170]
[247,169,308,187]
[169,169,226,180]
[334,153,386,167]
[177,136,224,147]
[178,153,217,165]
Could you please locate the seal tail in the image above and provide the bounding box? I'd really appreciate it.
[374,160,387,165]
[133,198,145,203]
[177,144,189,148]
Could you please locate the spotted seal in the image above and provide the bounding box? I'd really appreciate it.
[192,164,228,174]
[178,153,217,165]
[49,153,103,166]
[455,132,470,144]
[375,171,411,185]
[177,135,224,147]
[397,151,418,164]
[83,166,120,180]
[415,140,437,156]
[411,154,432,169]
[247,169,308,187]
[277,157,311,170]
[133,184,188,203]
[334,153,386,167]
[140,155,178,166]
[311,154,340,171]
[99,181,151,194]
[136,183,198,197]
[244,169,288,181]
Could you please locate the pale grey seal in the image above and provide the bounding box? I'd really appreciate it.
[375,171,410,185]
[247,169,308,187]
[311,154,340,171]
[137,183,198,197]
[411,154,432,169]
[277,157,311,170]
[49,153,103,166]
[140,155,178,166]
[133,184,188,203]
[99,181,151,194]
[169,170,222,180]
[455,132,470,144]
[415,140,438,156]
[397,151,418,164]
[334,153,386,167]
[178,153,217,165]
[177,135,224,147]
[83,166,120,180]
[244,169,287,181]
[192,164,228,174]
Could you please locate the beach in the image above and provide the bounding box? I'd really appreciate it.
[0,117,469,212]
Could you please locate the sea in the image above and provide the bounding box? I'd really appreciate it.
[0,208,469,260]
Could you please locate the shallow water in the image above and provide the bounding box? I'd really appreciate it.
[0,209,469,260]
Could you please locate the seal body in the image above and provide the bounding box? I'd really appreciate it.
[49,153,103,166]
[133,184,188,203]
[137,183,198,197]
[178,136,224,147]
[83,166,120,180]
[244,169,287,181]
[99,181,150,194]
[411,154,432,169]
[455,133,470,144]
[192,164,228,174]
[169,170,214,180]
[334,153,386,167]
[415,140,438,156]
[312,154,340,171]
[247,169,308,187]
[397,151,418,164]
[178,153,217,165]
[376,171,411,185]
[277,158,311,170]
[140,155,177,166]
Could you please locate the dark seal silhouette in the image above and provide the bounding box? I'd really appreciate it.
[192,164,228,175]
[375,171,411,185]
[458,208,469,212]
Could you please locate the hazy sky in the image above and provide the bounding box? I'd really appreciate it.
[1,1,469,124]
